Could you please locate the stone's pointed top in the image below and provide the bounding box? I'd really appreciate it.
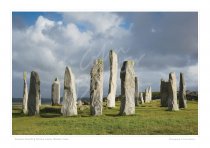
[97,58,103,64]
[169,72,176,76]
[53,77,60,84]
[110,49,117,55]
[30,71,40,81]
[23,71,27,80]
[65,66,74,78]
[65,66,71,72]
[123,60,135,66]
[161,78,167,82]
[170,72,176,75]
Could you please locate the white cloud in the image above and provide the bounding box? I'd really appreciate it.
[64,23,92,47]
[62,12,123,34]
[13,13,131,98]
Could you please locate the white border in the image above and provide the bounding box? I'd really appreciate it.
[0,0,209,147]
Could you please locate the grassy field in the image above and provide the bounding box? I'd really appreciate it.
[12,100,198,135]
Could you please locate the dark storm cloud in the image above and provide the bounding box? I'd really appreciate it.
[120,12,198,69]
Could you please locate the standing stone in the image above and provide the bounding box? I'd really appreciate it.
[107,50,118,108]
[119,61,135,115]
[148,86,152,102]
[39,94,41,106]
[90,59,103,116]
[160,79,170,107]
[134,77,139,106]
[22,71,28,115]
[168,72,179,111]
[61,66,77,116]
[28,71,40,116]
[77,100,83,107]
[139,92,144,104]
[144,88,149,103]
[179,73,187,108]
[51,77,60,105]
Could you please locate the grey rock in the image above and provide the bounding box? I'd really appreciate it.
[168,72,179,111]
[119,61,135,115]
[61,66,78,116]
[148,86,152,102]
[51,77,60,105]
[139,92,144,104]
[160,79,169,107]
[107,50,118,108]
[90,59,103,116]
[22,72,28,115]
[39,94,41,106]
[28,71,40,116]
[144,87,151,103]
[77,100,84,110]
[179,73,187,108]
[77,100,83,107]
[134,77,139,106]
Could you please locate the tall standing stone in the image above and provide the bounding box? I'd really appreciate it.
[134,77,139,106]
[139,92,144,104]
[179,73,187,108]
[119,61,135,115]
[61,66,77,116]
[107,50,118,108]
[39,94,41,106]
[28,71,40,116]
[148,86,152,102]
[168,72,179,111]
[51,77,60,105]
[160,79,169,107]
[144,87,151,103]
[22,71,28,115]
[90,59,103,116]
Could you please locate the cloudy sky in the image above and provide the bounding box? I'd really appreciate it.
[12,12,198,99]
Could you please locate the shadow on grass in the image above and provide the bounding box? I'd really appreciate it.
[105,113,120,117]
[40,114,61,118]
[12,112,25,118]
[40,107,62,118]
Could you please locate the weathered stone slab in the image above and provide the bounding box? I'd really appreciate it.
[168,72,179,111]
[135,77,139,106]
[28,71,40,116]
[139,92,144,104]
[107,50,118,108]
[61,66,78,116]
[90,59,103,116]
[148,86,152,102]
[22,71,28,115]
[51,77,60,105]
[160,79,169,107]
[179,73,187,108]
[119,61,135,115]
[144,87,150,103]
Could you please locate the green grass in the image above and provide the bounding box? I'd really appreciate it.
[12,100,198,135]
